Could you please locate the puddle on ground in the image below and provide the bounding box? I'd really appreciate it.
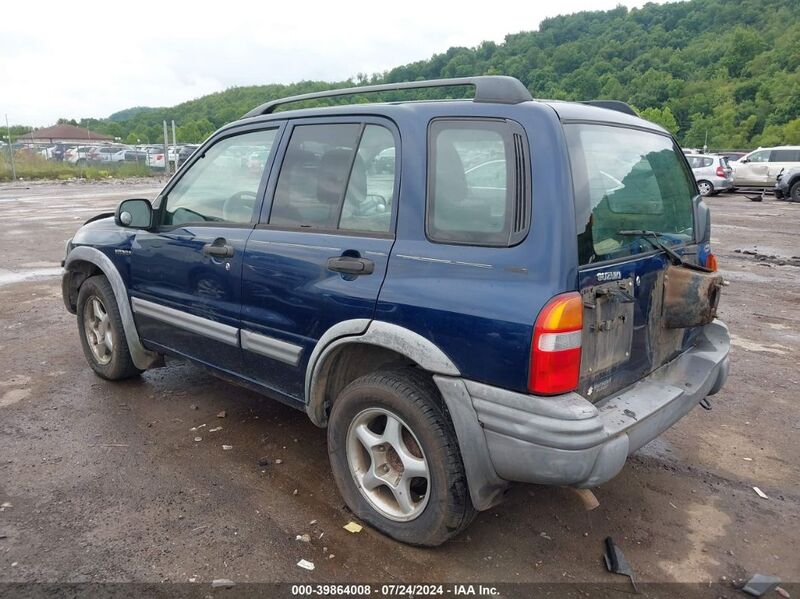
[0,267,62,287]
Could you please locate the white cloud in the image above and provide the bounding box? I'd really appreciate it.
[1,0,655,125]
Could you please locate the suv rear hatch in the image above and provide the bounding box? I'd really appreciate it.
[565,123,714,402]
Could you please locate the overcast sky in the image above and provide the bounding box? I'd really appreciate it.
[2,0,657,126]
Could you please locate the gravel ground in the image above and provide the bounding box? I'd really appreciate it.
[0,181,798,592]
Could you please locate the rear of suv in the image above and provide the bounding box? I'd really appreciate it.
[61,77,730,546]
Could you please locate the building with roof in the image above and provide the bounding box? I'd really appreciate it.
[20,124,114,145]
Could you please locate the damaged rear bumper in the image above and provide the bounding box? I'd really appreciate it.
[435,320,729,508]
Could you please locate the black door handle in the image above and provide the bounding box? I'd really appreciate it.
[327,256,375,275]
[203,238,234,258]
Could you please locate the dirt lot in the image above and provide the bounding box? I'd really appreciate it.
[0,181,798,592]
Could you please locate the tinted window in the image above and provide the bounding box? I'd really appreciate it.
[269,124,361,229]
[162,129,278,226]
[427,120,526,246]
[771,149,800,162]
[566,124,695,265]
[339,125,395,233]
[702,157,713,167]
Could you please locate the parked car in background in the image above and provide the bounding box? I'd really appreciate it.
[774,166,800,202]
[124,149,148,163]
[716,151,747,163]
[732,146,800,187]
[145,147,166,169]
[61,76,729,546]
[686,154,733,196]
[64,146,97,165]
[177,144,200,165]
[90,146,127,164]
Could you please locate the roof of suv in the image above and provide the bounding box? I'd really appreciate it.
[232,76,667,136]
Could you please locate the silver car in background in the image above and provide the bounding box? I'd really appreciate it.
[686,154,733,196]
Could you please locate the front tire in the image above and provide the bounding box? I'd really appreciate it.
[790,181,800,202]
[327,368,476,546]
[76,275,142,380]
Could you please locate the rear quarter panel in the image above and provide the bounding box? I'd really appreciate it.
[375,102,577,393]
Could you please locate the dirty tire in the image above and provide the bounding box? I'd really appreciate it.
[76,275,142,380]
[328,368,476,546]
[790,181,800,202]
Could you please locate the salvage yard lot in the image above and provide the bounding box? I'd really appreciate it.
[0,181,798,588]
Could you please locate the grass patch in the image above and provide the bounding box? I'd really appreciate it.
[0,154,155,182]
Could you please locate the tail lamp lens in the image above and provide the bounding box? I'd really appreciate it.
[529,292,583,395]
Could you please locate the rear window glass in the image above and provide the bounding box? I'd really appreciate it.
[426,119,529,246]
[566,124,695,265]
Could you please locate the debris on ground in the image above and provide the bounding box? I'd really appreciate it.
[296,533,311,543]
[753,487,769,499]
[293,489,298,496]
[257,457,270,467]
[310,520,317,525]
[775,587,791,599]
[743,457,753,461]
[217,410,227,418]
[211,579,235,588]
[0,502,12,510]
[275,459,283,464]
[602,536,638,593]
[742,573,781,597]
[344,521,363,533]
[190,424,206,432]
[222,445,233,451]
[193,437,202,442]
[540,532,552,540]
[328,554,335,559]
[209,427,222,433]
[297,559,315,571]
[190,404,199,410]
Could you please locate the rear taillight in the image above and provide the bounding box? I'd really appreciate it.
[529,292,583,396]
[715,166,725,177]
[705,253,718,271]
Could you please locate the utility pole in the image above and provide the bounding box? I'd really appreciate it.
[171,120,177,170]
[162,120,170,177]
[5,114,16,181]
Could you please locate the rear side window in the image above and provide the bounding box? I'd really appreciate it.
[771,149,800,162]
[566,124,695,265]
[269,123,395,233]
[426,119,530,246]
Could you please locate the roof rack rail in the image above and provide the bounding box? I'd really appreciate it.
[243,76,533,118]
[580,100,638,117]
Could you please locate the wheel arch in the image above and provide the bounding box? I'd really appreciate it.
[305,321,460,427]
[64,246,162,370]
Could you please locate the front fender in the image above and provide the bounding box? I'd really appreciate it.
[64,246,161,370]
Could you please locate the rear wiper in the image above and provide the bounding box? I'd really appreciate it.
[617,229,707,270]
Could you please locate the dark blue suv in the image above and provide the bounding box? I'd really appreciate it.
[62,77,730,546]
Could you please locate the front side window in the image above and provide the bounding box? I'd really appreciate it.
[747,150,770,163]
[269,123,396,233]
[566,124,695,265]
[427,119,528,246]
[162,129,278,226]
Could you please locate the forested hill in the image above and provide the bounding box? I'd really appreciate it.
[75,0,800,148]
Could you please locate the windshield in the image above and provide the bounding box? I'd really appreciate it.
[566,123,696,265]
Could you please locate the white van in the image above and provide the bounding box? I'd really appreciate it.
[733,146,800,187]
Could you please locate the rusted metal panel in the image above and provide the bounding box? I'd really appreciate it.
[661,265,723,329]
[579,278,635,382]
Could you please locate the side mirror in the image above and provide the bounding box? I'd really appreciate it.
[693,195,711,244]
[115,198,153,228]
[739,158,748,164]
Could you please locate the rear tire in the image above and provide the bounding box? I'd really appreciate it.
[327,368,476,546]
[790,181,800,202]
[76,275,142,380]
[697,180,713,196]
